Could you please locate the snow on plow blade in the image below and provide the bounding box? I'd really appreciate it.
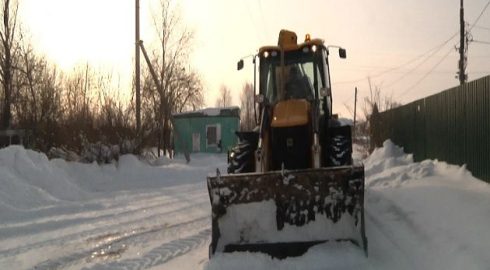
[207,165,367,258]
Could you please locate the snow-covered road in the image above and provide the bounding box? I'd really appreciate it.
[1,142,489,270]
[0,148,221,269]
[28,185,211,270]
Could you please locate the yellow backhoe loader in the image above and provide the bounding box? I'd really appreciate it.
[207,30,367,259]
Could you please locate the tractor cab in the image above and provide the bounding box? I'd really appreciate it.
[259,31,331,110]
[253,30,347,171]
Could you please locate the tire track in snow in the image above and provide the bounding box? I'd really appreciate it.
[365,190,435,270]
[0,185,206,231]
[32,217,210,270]
[366,189,490,269]
[365,210,419,270]
[0,194,209,258]
[83,229,210,270]
[0,191,208,240]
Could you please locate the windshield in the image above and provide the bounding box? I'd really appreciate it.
[260,48,330,104]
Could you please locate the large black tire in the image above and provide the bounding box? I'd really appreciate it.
[326,125,353,167]
[227,132,259,174]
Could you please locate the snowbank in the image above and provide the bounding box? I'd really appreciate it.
[206,242,366,270]
[0,146,90,210]
[0,146,225,222]
[365,140,487,189]
[364,140,490,270]
[337,117,354,126]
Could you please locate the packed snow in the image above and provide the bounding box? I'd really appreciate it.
[1,140,489,269]
[0,146,225,269]
[217,200,361,252]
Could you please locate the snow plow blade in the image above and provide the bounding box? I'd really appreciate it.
[207,165,367,258]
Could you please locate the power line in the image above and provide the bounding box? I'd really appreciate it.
[341,91,355,104]
[256,0,270,41]
[468,54,490,57]
[385,0,490,92]
[473,39,490,45]
[460,0,490,84]
[384,34,458,89]
[468,0,490,31]
[336,32,458,104]
[333,31,459,85]
[240,0,265,44]
[474,25,490,31]
[334,1,489,87]
[398,47,454,98]
[333,77,368,85]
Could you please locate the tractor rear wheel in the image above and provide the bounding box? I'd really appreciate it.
[227,132,258,174]
[326,125,353,167]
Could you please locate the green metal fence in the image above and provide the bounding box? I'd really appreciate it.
[372,75,490,183]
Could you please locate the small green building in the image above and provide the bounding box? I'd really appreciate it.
[172,107,240,154]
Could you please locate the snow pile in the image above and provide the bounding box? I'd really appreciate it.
[0,145,225,270]
[217,201,360,252]
[0,146,91,211]
[206,242,366,270]
[364,140,490,270]
[0,145,224,221]
[337,117,354,126]
[364,140,421,187]
[364,140,484,189]
[364,140,412,174]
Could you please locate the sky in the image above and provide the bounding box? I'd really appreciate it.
[19,0,490,119]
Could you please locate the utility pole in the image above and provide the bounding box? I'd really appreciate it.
[458,0,467,85]
[135,0,141,133]
[353,87,358,134]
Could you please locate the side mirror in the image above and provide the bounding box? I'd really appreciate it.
[339,48,347,59]
[237,59,244,70]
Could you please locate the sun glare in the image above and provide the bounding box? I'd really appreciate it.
[21,0,134,72]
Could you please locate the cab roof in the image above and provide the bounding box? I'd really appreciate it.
[258,30,325,55]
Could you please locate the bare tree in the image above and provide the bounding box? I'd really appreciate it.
[140,0,203,155]
[0,0,19,129]
[62,64,93,126]
[171,70,203,113]
[0,1,135,153]
[8,31,65,150]
[216,85,232,108]
[15,40,45,133]
[0,0,202,156]
[362,77,401,120]
[93,72,134,146]
[240,82,255,131]
[359,77,401,152]
[36,64,62,150]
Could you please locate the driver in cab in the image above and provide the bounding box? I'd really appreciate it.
[285,66,312,100]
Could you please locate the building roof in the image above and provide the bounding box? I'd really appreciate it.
[173,106,240,119]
